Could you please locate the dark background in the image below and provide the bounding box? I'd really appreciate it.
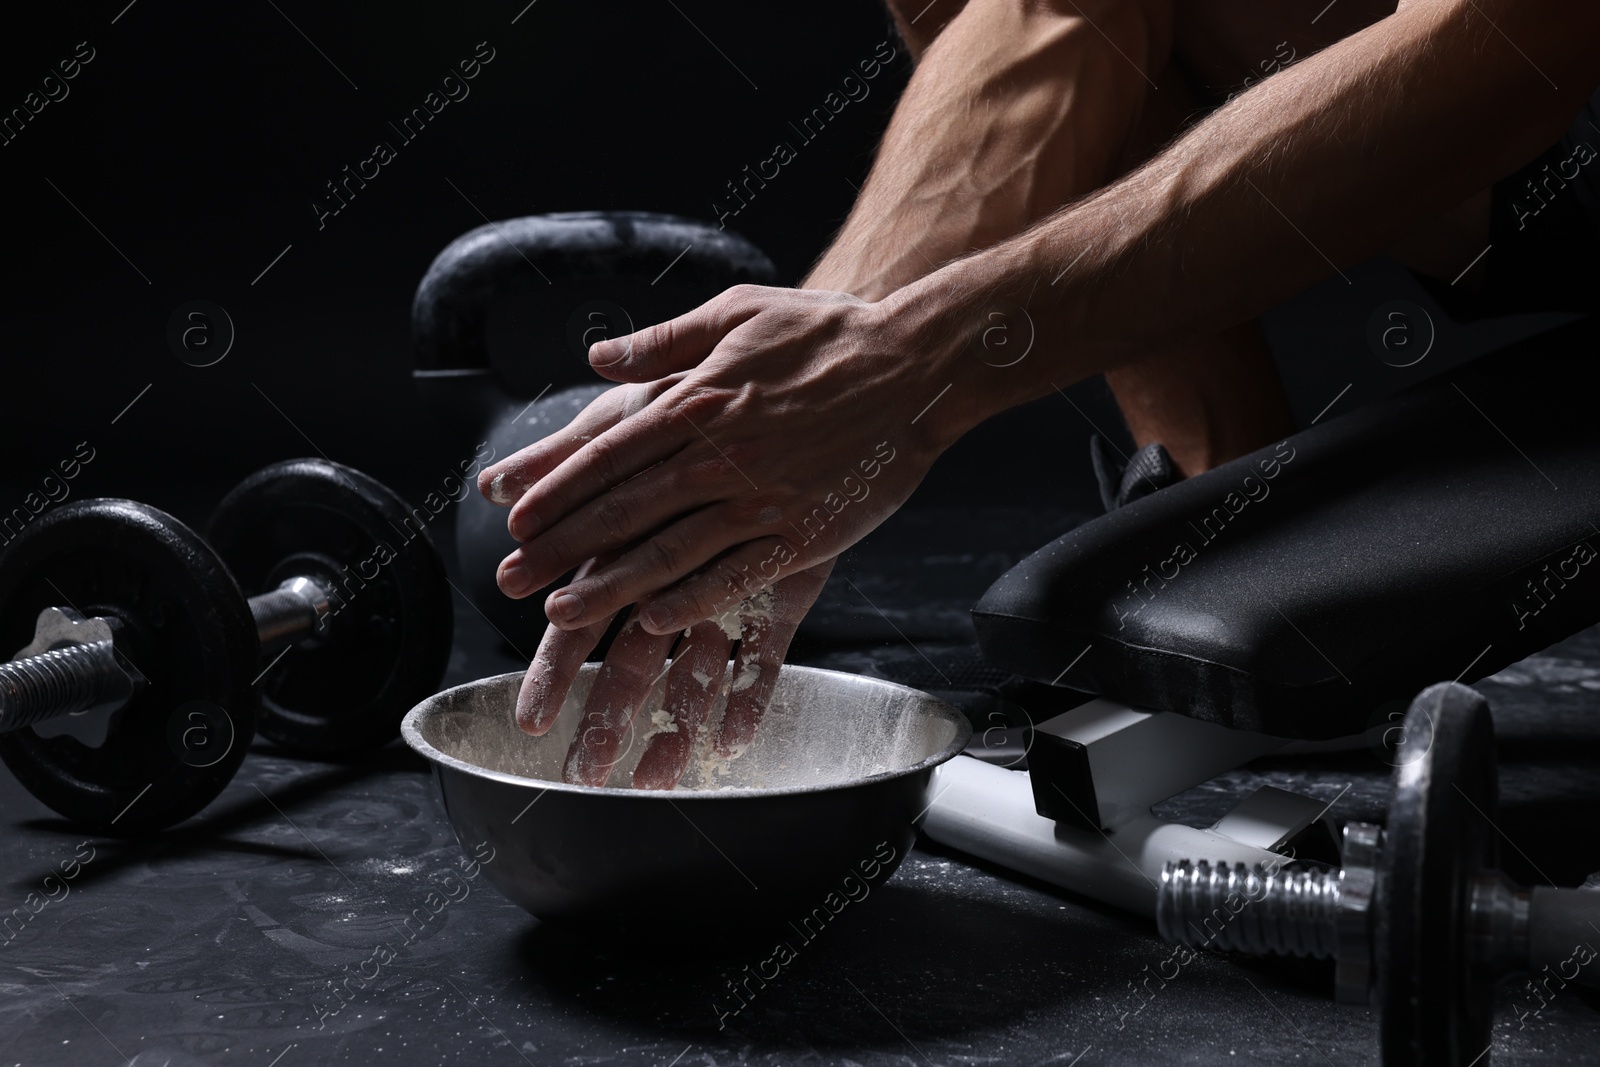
[0,0,919,524]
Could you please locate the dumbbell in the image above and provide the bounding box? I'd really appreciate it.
[1155,682,1600,1065]
[0,459,452,833]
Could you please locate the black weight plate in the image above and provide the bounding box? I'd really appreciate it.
[1377,682,1498,1066]
[0,500,258,833]
[207,459,453,754]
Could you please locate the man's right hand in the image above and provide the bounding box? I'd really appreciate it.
[510,556,834,790]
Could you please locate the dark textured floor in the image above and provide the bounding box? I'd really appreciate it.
[3,497,1600,1065]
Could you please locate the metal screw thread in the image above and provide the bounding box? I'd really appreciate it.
[1157,859,1342,958]
[0,642,114,733]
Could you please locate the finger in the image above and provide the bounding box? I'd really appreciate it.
[713,561,833,756]
[532,504,784,629]
[513,556,617,734]
[589,285,766,382]
[503,481,716,605]
[631,620,734,791]
[478,382,668,507]
[504,404,694,542]
[635,534,824,636]
[561,609,680,787]
[515,614,611,735]
[479,389,630,506]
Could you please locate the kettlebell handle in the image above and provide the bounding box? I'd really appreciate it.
[411,211,776,442]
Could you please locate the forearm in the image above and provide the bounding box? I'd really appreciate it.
[897,0,1600,434]
[805,0,1169,298]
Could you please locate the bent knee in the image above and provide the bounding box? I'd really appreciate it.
[882,0,968,60]
[888,0,1174,68]
[1023,0,1176,76]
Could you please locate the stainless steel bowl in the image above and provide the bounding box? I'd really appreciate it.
[402,664,970,926]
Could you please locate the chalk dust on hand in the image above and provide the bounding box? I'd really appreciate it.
[729,654,760,693]
[712,604,743,641]
[698,741,749,784]
[488,471,514,505]
[461,664,951,794]
[710,588,777,642]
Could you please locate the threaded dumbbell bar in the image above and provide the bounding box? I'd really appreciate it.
[1156,843,1590,992]
[0,635,126,732]
[1158,820,1380,1003]
[1158,858,1343,958]
[0,458,453,833]
[0,573,333,738]
[1155,682,1600,1066]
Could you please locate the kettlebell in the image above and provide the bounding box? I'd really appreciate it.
[412,211,777,650]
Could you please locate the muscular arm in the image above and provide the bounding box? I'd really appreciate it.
[807,0,1172,297]
[899,0,1600,440]
[483,0,1600,639]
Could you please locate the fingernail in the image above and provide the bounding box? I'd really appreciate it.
[589,340,625,368]
[500,561,533,597]
[510,509,541,540]
[548,591,584,623]
[641,606,672,634]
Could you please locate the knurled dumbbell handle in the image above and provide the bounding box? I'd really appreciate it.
[249,576,332,656]
[1525,885,1600,988]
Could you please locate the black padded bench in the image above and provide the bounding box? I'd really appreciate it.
[972,318,1600,740]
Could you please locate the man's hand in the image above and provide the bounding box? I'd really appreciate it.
[506,557,833,789]
[478,285,970,638]
[475,284,978,788]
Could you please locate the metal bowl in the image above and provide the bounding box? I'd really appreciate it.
[402,664,970,926]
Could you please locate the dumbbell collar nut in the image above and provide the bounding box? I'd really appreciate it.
[0,607,147,735]
[1334,821,1381,1004]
